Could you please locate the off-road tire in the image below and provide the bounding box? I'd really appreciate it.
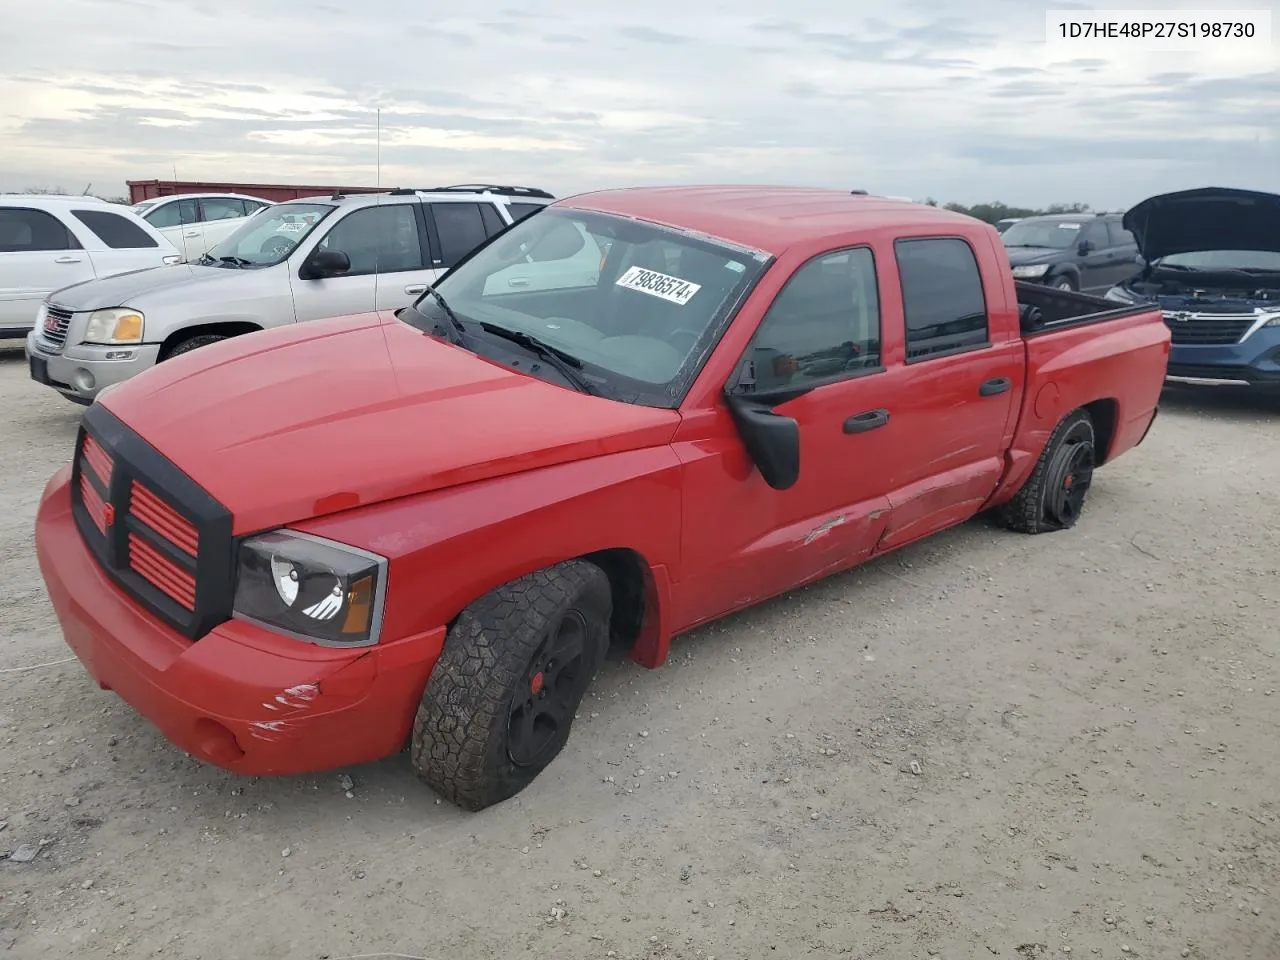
[161,333,227,361]
[998,408,1096,534]
[411,560,612,811]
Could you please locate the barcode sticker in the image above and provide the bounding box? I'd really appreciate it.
[615,266,701,305]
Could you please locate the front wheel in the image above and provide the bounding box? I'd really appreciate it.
[411,560,612,811]
[1051,275,1077,292]
[998,408,1096,534]
[161,333,228,361]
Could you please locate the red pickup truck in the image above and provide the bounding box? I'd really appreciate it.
[35,187,1169,810]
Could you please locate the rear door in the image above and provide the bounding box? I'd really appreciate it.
[69,207,174,277]
[289,201,434,321]
[0,206,95,332]
[871,235,1021,553]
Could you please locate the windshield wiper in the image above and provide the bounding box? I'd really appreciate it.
[417,285,467,345]
[217,255,252,268]
[478,322,601,396]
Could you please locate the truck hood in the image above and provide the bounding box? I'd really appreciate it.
[98,312,682,534]
[1123,187,1280,261]
[1003,245,1067,266]
[48,262,248,311]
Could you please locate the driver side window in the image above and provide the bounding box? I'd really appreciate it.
[741,247,882,393]
[316,204,424,276]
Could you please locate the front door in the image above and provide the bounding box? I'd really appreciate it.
[673,245,901,631]
[289,201,438,323]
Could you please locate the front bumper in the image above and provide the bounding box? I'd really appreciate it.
[35,467,446,775]
[25,331,163,403]
[1165,325,1280,390]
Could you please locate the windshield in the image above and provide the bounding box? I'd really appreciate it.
[412,207,769,407]
[1001,219,1086,248]
[205,202,334,265]
[1156,249,1280,272]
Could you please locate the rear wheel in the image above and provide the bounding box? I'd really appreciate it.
[999,408,1096,534]
[161,333,228,361]
[411,560,612,811]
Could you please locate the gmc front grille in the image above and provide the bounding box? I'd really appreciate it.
[39,304,74,351]
[70,404,235,639]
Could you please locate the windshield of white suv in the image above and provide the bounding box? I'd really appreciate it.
[1156,249,1280,272]
[204,202,334,266]
[1001,219,1089,249]
[405,207,769,407]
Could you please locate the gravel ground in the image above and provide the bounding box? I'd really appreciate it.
[1,340,1278,960]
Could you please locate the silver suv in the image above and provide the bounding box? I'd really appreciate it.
[26,184,554,404]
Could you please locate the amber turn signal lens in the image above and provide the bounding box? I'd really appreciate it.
[342,575,373,635]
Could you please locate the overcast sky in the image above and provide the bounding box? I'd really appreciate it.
[1,0,1276,209]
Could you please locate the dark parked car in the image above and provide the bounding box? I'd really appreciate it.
[1001,213,1140,293]
[1104,186,1280,392]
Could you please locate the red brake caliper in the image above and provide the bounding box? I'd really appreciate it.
[530,672,545,696]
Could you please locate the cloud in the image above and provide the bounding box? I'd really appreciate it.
[0,0,1276,210]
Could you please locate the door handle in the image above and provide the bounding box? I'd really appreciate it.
[979,377,1012,397]
[508,277,530,287]
[54,256,82,264]
[184,231,200,238]
[404,284,427,295]
[843,408,890,434]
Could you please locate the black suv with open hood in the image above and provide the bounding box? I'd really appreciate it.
[1104,186,1280,390]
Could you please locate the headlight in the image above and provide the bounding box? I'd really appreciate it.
[84,308,144,344]
[1263,312,1280,328]
[233,530,387,646]
[1011,264,1049,279]
[1104,285,1140,303]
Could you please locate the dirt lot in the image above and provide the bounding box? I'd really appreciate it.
[1,341,1277,960]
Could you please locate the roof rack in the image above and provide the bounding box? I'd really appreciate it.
[388,184,555,200]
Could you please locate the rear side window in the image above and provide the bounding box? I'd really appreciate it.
[744,247,882,392]
[0,208,80,252]
[430,202,489,268]
[73,209,160,249]
[508,202,544,223]
[1107,221,1136,247]
[201,197,247,221]
[478,203,506,237]
[894,237,988,361]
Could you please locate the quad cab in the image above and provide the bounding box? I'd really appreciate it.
[35,186,1170,810]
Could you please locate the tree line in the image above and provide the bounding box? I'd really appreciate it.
[921,199,1096,224]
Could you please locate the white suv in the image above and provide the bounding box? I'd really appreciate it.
[131,193,274,261]
[26,184,556,403]
[0,195,180,340]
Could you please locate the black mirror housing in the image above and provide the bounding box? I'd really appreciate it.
[725,394,801,491]
[304,249,351,279]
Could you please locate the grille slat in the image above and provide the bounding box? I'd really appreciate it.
[1164,312,1255,345]
[129,482,199,556]
[82,434,113,486]
[79,473,109,534]
[128,533,197,610]
[39,305,73,351]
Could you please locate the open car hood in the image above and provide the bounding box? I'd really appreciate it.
[1123,187,1280,261]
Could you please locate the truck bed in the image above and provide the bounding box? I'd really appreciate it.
[1015,280,1153,335]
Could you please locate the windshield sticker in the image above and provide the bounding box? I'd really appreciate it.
[616,266,701,305]
[1057,222,1081,229]
[277,222,307,233]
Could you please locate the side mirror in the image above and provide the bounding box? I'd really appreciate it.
[302,249,350,279]
[725,393,801,491]
[1077,239,1096,255]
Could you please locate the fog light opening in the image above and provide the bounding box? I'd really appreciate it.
[192,717,245,764]
[73,369,96,392]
